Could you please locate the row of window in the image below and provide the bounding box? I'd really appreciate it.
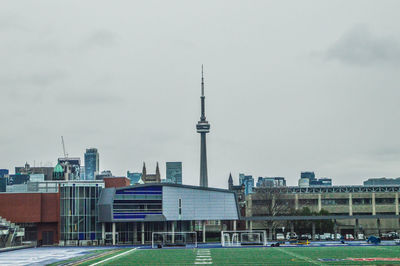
[253,198,400,206]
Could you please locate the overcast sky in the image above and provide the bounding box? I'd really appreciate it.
[1,1,400,188]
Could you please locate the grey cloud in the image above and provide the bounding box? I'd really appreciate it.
[325,25,400,66]
[0,71,66,87]
[81,30,117,49]
[56,91,123,105]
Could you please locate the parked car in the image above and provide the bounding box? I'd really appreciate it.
[380,232,398,240]
[286,232,298,240]
[331,233,342,240]
[357,233,365,240]
[314,234,320,240]
[322,233,332,240]
[345,234,354,240]
[300,234,312,240]
[276,233,285,241]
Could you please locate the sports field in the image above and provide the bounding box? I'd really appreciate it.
[77,245,400,265]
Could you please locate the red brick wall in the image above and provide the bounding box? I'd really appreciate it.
[104,177,130,188]
[41,193,60,222]
[0,192,60,243]
[0,193,42,223]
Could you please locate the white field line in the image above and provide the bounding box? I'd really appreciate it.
[90,248,137,266]
[276,248,324,266]
[195,249,212,265]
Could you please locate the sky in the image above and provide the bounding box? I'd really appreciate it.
[1,1,400,188]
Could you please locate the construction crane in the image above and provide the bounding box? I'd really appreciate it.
[61,136,68,158]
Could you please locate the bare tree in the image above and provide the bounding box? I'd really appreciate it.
[248,187,294,239]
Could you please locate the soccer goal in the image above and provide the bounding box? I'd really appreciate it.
[221,230,267,247]
[151,232,197,248]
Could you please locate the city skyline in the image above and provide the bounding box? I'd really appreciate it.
[1,1,400,188]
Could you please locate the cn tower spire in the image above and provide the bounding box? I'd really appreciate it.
[200,64,206,121]
[196,65,210,187]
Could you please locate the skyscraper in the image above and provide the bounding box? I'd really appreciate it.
[166,162,182,184]
[239,173,254,195]
[84,148,99,180]
[196,66,210,187]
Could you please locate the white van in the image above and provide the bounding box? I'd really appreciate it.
[276,233,285,241]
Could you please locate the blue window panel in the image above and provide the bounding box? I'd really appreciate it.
[113,215,146,219]
[113,212,162,215]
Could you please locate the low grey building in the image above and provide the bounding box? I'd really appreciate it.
[98,183,239,244]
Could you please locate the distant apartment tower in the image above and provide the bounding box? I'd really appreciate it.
[58,157,81,180]
[298,171,332,187]
[166,162,182,184]
[0,169,9,178]
[256,177,286,187]
[127,171,142,185]
[364,177,400,186]
[84,148,99,180]
[239,173,254,195]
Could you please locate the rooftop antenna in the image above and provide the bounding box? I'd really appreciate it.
[61,136,68,158]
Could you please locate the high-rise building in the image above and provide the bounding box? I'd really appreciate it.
[166,162,182,184]
[239,173,254,195]
[58,157,81,180]
[84,148,99,180]
[0,169,9,178]
[256,177,286,187]
[127,171,142,185]
[196,66,210,187]
[298,171,332,187]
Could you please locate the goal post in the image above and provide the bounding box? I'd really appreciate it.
[151,232,197,248]
[221,230,267,247]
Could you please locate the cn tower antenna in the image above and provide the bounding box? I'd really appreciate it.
[196,65,210,187]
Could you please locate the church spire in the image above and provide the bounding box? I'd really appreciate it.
[156,162,160,175]
[228,173,233,190]
[142,162,146,176]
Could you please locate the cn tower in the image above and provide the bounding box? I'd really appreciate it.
[196,65,210,187]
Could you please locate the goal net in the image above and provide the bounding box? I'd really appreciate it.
[152,232,197,248]
[221,231,267,247]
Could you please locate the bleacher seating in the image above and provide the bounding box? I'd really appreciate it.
[0,216,24,248]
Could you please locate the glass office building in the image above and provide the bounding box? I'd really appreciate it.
[239,173,254,195]
[60,182,104,242]
[166,162,182,184]
[84,148,99,181]
[0,169,9,178]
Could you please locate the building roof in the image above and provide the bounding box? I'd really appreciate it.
[115,183,234,194]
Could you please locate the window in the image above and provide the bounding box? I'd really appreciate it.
[321,199,348,205]
[375,198,395,205]
[352,198,371,205]
[298,199,318,205]
[178,198,182,216]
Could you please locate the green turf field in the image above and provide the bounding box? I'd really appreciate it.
[77,245,400,265]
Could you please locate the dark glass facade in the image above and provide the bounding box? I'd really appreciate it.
[166,162,182,184]
[84,148,99,181]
